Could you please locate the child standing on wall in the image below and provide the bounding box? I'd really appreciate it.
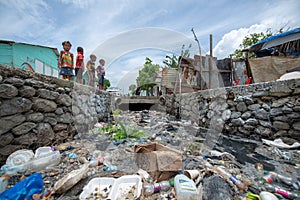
[75,47,84,84]
[86,54,97,87]
[58,41,74,80]
[96,59,106,90]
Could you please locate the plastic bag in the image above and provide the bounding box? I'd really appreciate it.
[0,173,43,200]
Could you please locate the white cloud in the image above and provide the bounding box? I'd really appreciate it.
[213,0,300,59]
[59,0,96,8]
[92,27,197,68]
[1,0,299,85]
[0,0,54,43]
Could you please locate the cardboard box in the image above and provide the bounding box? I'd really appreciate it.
[134,143,182,181]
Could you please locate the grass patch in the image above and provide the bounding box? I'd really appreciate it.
[93,121,147,141]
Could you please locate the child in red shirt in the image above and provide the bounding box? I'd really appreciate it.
[58,41,74,81]
[75,47,84,84]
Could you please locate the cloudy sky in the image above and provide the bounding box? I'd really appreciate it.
[0,0,299,92]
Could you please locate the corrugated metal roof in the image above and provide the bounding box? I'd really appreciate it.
[0,40,59,56]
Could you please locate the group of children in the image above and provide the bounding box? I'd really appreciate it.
[58,41,106,90]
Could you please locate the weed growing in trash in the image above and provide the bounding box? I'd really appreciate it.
[112,109,122,118]
[89,121,147,141]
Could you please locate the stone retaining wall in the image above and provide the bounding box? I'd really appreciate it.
[0,65,111,164]
[166,79,300,141]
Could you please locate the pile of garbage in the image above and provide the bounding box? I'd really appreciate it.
[0,143,299,199]
[0,110,299,200]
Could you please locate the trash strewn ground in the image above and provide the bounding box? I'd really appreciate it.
[0,110,300,200]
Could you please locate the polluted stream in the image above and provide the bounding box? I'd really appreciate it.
[0,110,300,200]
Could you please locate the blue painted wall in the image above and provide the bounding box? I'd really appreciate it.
[0,43,13,66]
[0,41,59,77]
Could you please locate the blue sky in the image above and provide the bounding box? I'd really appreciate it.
[0,0,299,92]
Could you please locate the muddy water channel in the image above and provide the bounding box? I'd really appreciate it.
[1,110,300,200]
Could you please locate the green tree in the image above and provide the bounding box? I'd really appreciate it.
[163,54,178,68]
[104,78,110,90]
[128,84,136,95]
[181,44,192,58]
[233,29,273,58]
[163,45,191,68]
[136,57,160,93]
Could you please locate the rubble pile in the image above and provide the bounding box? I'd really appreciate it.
[0,110,299,200]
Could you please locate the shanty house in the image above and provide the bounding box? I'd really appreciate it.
[0,40,59,77]
[246,27,300,83]
[160,54,232,94]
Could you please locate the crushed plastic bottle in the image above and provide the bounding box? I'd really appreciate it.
[263,174,275,184]
[264,184,300,199]
[2,147,61,175]
[34,147,53,159]
[143,181,171,196]
[6,149,34,166]
[0,177,8,194]
[0,164,27,176]
[103,165,117,171]
[159,181,171,191]
[262,171,294,186]
[143,183,161,196]
[269,172,293,186]
[215,166,248,192]
[26,150,61,173]
[88,157,105,167]
[207,158,225,165]
[200,157,248,192]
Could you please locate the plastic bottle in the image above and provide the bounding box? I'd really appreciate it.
[143,180,171,196]
[215,166,247,192]
[200,158,213,169]
[269,172,293,186]
[0,177,8,194]
[262,171,294,186]
[26,150,61,173]
[103,165,117,171]
[263,174,275,184]
[34,147,53,159]
[264,184,300,199]
[5,149,34,166]
[143,182,162,196]
[88,157,105,167]
[174,174,199,200]
[0,164,27,176]
[169,177,175,187]
[159,181,171,191]
[103,154,113,166]
[207,158,225,165]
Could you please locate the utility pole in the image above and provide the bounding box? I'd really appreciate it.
[209,34,213,88]
[191,28,202,89]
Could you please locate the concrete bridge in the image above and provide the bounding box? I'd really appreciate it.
[114,96,165,111]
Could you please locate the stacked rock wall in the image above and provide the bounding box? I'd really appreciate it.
[166,79,300,141]
[0,65,111,164]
